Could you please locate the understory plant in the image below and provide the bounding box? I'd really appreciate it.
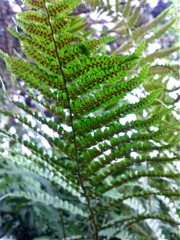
[0,0,179,239]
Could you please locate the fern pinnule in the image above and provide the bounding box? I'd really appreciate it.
[149,64,179,77]
[128,0,146,28]
[122,0,131,18]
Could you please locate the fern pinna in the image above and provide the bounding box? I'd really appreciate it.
[0,0,179,239]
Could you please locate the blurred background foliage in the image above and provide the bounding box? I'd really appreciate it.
[0,0,179,239]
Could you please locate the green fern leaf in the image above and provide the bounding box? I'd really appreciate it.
[122,0,131,18]
[133,6,172,41]
[128,0,146,28]
[145,17,177,45]
[1,191,88,218]
[0,0,179,238]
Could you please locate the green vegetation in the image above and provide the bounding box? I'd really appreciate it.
[0,0,179,239]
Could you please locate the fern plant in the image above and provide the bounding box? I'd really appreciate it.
[86,0,180,139]
[0,0,179,239]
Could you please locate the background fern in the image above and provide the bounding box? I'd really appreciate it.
[85,0,179,149]
[0,0,179,239]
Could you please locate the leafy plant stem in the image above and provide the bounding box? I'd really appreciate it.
[43,1,99,238]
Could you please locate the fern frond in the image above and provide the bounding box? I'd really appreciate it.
[149,64,179,77]
[0,109,77,160]
[145,17,177,45]
[16,10,49,26]
[113,39,133,54]
[95,171,179,195]
[96,189,180,212]
[68,15,87,33]
[68,54,138,99]
[157,195,180,222]
[3,153,84,202]
[74,89,162,135]
[133,6,171,41]
[72,64,148,117]
[47,0,80,18]
[101,213,180,230]
[0,191,88,218]
[141,46,180,65]
[0,55,66,102]
[82,149,177,183]
[22,0,44,9]
[76,107,173,151]
[122,0,131,18]
[81,122,175,160]
[128,0,146,28]
[0,0,179,238]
